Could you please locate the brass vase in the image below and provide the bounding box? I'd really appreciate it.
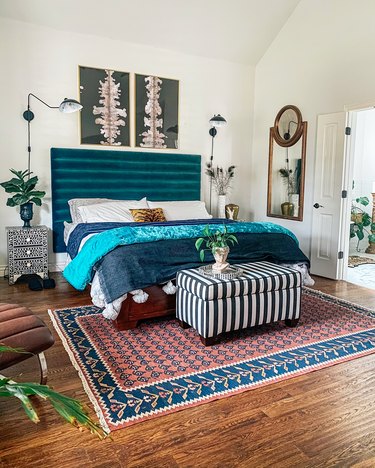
[281,202,294,216]
[225,204,239,220]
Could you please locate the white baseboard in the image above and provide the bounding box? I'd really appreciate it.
[0,264,7,277]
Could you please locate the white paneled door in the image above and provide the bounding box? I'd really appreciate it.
[310,112,347,279]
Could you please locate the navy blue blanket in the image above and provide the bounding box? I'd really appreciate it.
[95,231,309,303]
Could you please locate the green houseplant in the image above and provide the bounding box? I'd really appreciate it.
[0,169,46,227]
[350,196,375,251]
[195,225,238,272]
[0,345,106,439]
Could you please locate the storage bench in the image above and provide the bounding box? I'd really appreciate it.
[176,261,302,346]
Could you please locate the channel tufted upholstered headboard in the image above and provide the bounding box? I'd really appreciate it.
[51,148,202,252]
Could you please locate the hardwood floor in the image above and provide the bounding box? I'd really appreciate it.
[1,274,375,467]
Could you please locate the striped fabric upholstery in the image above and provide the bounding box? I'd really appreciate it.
[176,262,301,339]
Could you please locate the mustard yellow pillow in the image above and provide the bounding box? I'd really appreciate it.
[130,208,166,223]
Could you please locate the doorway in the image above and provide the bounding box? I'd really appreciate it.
[310,107,375,285]
[345,108,375,290]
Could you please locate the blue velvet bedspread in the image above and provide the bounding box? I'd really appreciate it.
[67,219,237,259]
[63,220,308,303]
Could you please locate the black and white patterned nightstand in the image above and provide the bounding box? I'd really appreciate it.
[6,225,49,285]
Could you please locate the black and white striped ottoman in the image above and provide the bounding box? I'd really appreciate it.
[176,261,302,346]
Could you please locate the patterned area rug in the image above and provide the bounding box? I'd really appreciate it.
[348,255,375,268]
[49,288,375,433]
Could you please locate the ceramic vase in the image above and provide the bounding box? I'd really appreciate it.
[20,202,33,228]
[212,246,230,272]
[218,195,227,218]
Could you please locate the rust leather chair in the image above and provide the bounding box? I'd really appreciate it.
[0,303,55,384]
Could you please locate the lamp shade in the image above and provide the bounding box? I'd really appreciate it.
[59,98,83,113]
[209,114,227,127]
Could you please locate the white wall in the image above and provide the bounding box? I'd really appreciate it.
[0,18,254,271]
[252,0,375,255]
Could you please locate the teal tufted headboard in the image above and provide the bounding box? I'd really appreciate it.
[51,148,202,253]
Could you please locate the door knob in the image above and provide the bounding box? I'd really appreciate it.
[313,203,324,209]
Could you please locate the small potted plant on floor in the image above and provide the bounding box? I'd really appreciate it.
[195,225,238,272]
[0,169,46,227]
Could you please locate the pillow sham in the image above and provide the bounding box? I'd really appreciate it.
[68,198,112,223]
[63,221,79,245]
[77,198,149,223]
[130,208,166,223]
[147,200,212,221]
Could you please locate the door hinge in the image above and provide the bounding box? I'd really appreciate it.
[345,127,351,135]
[338,251,344,259]
[342,190,348,198]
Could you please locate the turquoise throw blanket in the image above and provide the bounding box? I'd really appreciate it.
[63,222,298,290]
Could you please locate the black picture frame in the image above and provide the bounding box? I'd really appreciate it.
[135,74,179,149]
[79,66,130,146]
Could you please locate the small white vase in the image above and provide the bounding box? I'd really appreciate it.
[218,195,227,218]
[290,194,300,217]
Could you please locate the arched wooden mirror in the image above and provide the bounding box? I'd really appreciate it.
[267,105,307,221]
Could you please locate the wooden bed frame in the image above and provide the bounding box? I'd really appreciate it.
[114,285,176,330]
[51,148,201,329]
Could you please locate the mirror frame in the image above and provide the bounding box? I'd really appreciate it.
[273,105,303,147]
[267,109,307,222]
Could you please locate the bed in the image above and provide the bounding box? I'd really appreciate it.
[51,148,312,330]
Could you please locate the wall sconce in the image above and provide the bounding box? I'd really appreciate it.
[23,93,83,174]
[208,114,227,213]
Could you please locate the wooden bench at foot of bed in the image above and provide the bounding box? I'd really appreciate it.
[114,285,176,330]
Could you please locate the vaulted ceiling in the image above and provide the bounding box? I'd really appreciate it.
[0,0,300,64]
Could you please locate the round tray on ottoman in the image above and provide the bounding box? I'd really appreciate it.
[198,265,243,280]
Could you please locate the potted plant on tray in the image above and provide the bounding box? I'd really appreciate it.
[195,225,238,272]
[0,169,46,227]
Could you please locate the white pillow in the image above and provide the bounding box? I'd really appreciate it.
[78,198,149,223]
[147,200,212,221]
[68,198,113,223]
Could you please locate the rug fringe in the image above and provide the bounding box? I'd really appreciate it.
[48,308,111,434]
[303,287,375,315]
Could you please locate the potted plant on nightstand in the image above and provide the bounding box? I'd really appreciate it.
[0,169,46,227]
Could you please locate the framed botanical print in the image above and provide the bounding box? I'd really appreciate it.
[135,74,179,149]
[79,66,130,146]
